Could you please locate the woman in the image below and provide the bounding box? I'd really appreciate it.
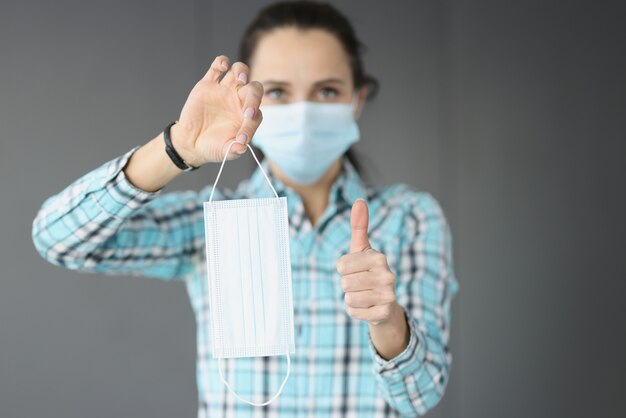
[32,1,458,417]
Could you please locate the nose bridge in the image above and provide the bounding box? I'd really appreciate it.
[293,77,322,103]
[292,91,310,103]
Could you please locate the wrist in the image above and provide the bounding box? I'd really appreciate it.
[123,133,184,192]
[368,303,410,360]
[168,121,201,169]
[369,302,404,328]
[155,132,187,174]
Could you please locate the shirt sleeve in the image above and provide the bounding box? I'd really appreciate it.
[31,146,213,280]
[367,191,459,416]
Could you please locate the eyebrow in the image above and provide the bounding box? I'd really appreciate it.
[261,78,346,86]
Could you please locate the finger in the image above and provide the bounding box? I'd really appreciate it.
[344,289,396,309]
[340,270,395,292]
[336,250,388,275]
[350,198,371,253]
[220,139,247,161]
[220,61,250,87]
[232,81,264,154]
[202,55,230,83]
[345,304,393,324]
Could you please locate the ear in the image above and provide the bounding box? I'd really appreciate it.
[353,85,368,120]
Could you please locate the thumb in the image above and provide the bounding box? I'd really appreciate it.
[350,198,371,253]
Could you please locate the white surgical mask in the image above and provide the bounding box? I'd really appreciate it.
[204,141,295,406]
[251,96,360,185]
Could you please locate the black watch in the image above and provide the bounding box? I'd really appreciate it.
[163,121,198,172]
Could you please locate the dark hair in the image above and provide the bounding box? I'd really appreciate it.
[237,0,380,177]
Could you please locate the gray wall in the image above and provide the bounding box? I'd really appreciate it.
[1,0,624,417]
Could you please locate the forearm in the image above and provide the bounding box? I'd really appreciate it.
[123,125,188,193]
[368,302,410,360]
[32,147,157,268]
[31,144,206,279]
[364,192,458,415]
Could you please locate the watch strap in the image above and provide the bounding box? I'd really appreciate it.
[163,121,198,172]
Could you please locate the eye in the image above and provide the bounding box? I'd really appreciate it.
[319,87,338,100]
[266,88,284,100]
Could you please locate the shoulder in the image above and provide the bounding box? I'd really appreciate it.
[365,183,450,241]
[367,183,446,221]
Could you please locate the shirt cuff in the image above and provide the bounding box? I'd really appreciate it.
[367,304,427,383]
[89,146,162,220]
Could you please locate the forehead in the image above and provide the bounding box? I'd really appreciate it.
[249,27,352,82]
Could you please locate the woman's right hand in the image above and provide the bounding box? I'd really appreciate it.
[170,54,264,167]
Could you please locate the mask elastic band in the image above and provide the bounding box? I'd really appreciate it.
[217,353,291,407]
[208,140,279,202]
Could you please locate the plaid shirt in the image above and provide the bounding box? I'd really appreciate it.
[32,146,459,417]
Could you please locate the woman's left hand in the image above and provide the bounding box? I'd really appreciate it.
[336,199,410,360]
[336,199,398,325]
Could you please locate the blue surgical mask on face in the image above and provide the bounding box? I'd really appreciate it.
[251,97,360,185]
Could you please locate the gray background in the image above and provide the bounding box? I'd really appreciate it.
[1,0,624,417]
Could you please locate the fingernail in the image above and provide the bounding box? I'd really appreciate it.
[238,72,247,83]
[236,132,248,144]
[220,60,227,68]
[243,107,255,119]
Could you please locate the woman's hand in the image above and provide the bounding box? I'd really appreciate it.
[172,54,264,167]
[336,199,410,360]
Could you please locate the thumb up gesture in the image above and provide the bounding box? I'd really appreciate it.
[336,199,398,326]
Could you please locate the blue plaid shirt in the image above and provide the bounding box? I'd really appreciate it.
[32,146,459,417]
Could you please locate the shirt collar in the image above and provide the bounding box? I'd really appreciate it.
[246,155,369,212]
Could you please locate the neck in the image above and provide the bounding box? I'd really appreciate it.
[269,159,342,227]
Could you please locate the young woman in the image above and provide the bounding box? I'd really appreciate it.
[32,1,458,416]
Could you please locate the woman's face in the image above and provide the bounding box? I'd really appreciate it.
[249,27,365,116]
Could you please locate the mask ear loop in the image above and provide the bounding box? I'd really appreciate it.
[208,140,279,203]
[217,354,291,407]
